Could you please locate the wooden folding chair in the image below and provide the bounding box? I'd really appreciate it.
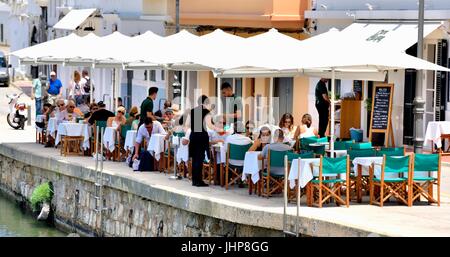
[202,148,215,184]
[370,155,412,207]
[92,120,107,154]
[61,136,84,157]
[308,156,350,208]
[348,148,377,202]
[286,151,314,202]
[410,153,441,206]
[115,124,131,162]
[261,147,289,198]
[224,143,252,190]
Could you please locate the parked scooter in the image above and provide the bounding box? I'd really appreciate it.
[6,93,27,129]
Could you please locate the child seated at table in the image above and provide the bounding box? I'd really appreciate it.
[248,126,271,152]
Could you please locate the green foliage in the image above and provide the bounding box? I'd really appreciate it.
[30,182,54,211]
[365,98,372,110]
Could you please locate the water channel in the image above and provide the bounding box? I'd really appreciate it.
[0,191,66,237]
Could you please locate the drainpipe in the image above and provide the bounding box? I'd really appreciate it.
[413,0,425,153]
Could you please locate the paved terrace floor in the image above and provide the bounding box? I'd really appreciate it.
[2,142,450,237]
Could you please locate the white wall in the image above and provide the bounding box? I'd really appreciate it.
[314,0,450,10]
[387,70,405,147]
[120,19,165,36]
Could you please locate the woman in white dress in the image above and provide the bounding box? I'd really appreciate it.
[69,71,85,106]
[279,113,298,146]
[299,113,319,138]
[107,106,127,146]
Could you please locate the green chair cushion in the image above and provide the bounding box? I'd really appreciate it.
[262,171,284,178]
[414,153,439,172]
[322,156,348,174]
[229,143,252,161]
[287,151,314,162]
[312,178,346,183]
[351,142,372,150]
[413,177,436,182]
[384,156,410,173]
[268,149,289,168]
[349,149,376,160]
[377,147,404,157]
[373,177,407,183]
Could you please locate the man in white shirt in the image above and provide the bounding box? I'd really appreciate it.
[225,121,252,166]
[133,117,168,161]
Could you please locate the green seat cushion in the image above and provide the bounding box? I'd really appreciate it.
[311,178,346,183]
[164,148,175,155]
[413,177,436,182]
[262,171,284,178]
[373,177,407,183]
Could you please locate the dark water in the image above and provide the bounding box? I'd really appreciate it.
[0,192,66,237]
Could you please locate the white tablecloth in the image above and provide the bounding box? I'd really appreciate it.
[103,127,117,152]
[147,134,166,161]
[424,121,450,148]
[288,158,321,189]
[176,136,190,164]
[124,130,137,151]
[47,117,58,138]
[55,123,90,150]
[242,151,262,184]
[35,115,45,132]
[212,143,226,164]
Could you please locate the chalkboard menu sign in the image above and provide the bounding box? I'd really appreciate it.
[369,84,394,147]
[371,87,391,129]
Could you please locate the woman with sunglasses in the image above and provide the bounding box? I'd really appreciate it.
[278,113,299,143]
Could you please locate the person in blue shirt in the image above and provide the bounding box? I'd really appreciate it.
[47,71,63,105]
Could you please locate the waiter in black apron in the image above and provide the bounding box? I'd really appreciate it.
[189,95,213,187]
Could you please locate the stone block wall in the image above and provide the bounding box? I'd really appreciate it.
[0,154,282,237]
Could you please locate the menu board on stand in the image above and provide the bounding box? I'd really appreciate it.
[369,83,394,147]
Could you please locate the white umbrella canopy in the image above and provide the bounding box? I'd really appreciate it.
[191,29,247,70]
[265,28,450,72]
[10,33,81,62]
[125,31,164,66]
[140,30,202,68]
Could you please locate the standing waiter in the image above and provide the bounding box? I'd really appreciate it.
[189,95,213,187]
[315,78,330,138]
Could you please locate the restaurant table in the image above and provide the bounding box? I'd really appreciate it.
[288,158,322,189]
[147,134,167,161]
[241,151,262,184]
[103,127,118,152]
[176,135,190,164]
[47,117,58,138]
[55,122,90,150]
[424,121,450,151]
[124,130,137,151]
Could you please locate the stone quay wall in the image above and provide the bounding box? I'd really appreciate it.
[0,143,375,237]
